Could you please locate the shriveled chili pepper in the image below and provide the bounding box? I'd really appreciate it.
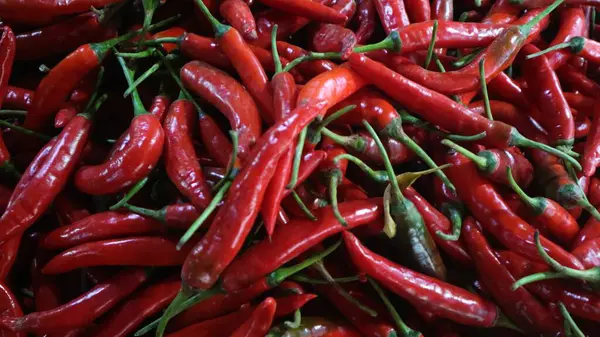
[354,0,376,44]
[3,86,33,110]
[343,231,504,327]
[42,236,193,274]
[220,198,382,292]
[441,140,533,188]
[181,61,262,157]
[220,0,258,41]
[461,217,562,334]
[230,297,276,337]
[445,151,584,269]
[499,250,600,322]
[163,99,213,210]
[257,0,347,24]
[0,268,147,334]
[92,278,180,337]
[0,93,104,245]
[348,53,580,168]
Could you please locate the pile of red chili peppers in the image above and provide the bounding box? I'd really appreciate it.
[3,0,600,335]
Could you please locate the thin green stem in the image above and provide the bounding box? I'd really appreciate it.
[363,121,403,200]
[312,104,356,137]
[452,49,482,68]
[271,25,282,74]
[116,49,157,59]
[511,271,568,290]
[520,0,565,35]
[368,277,421,337]
[0,120,51,141]
[424,20,438,69]
[559,303,585,337]
[329,172,346,226]
[192,0,229,36]
[284,309,302,329]
[124,62,161,97]
[0,110,27,117]
[109,177,149,211]
[213,131,239,192]
[291,190,317,221]
[510,130,582,171]
[479,58,493,121]
[291,274,361,284]
[333,154,388,184]
[441,139,488,170]
[268,240,341,285]
[436,204,463,241]
[287,127,308,189]
[506,167,537,210]
[116,53,147,116]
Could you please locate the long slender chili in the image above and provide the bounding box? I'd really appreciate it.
[0,27,15,109]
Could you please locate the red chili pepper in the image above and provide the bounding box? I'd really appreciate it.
[276,41,336,78]
[0,236,20,281]
[268,317,363,337]
[280,150,328,199]
[252,10,310,49]
[198,114,234,168]
[0,0,123,15]
[31,255,61,312]
[0,27,15,109]
[182,64,366,290]
[482,0,520,24]
[582,104,600,177]
[180,61,262,157]
[557,63,600,99]
[565,92,595,116]
[151,27,187,53]
[0,268,147,334]
[354,0,376,44]
[257,0,347,24]
[2,86,33,110]
[498,250,600,322]
[513,0,599,9]
[404,0,430,22]
[571,238,600,268]
[311,24,357,58]
[220,198,382,292]
[343,231,500,327]
[486,74,529,108]
[164,99,213,210]
[54,69,99,128]
[373,0,410,34]
[148,94,172,123]
[42,236,193,274]
[575,111,591,139]
[521,44,575,146]
[0,99,97,245]
[229,297,276,337]
[220,0,258,41]
[74,114,164,195]
[0,282,23,337]
[461,218,562,334]
[444,151,584,269]
[543,8,587,69]
[92,278,180,337]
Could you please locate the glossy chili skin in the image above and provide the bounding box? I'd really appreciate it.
[582,105,600,177]
[445,151,584,270]
[461,218,561,334]
[42,237,192,274]
[220,198,382,292]
[181,61,262,157]
[0,27,15,110]
[92,278,180,337]
[343,231,499,327]
[521,44,575,146]
[230,297,277,337]
[280,150,328,199]
[482,0,520,24]
[373,0,410,33]
[558,63,600,99]
[0,113,92,245]
[164,99,213,209]
[311,24,357,58]
[182,65,366,290]
[0,282,23,337]
[404,187,471,265]
[574,217,600,249]
[257,0,347,24]
[572,238,600,268]
[0,236,19,281]
[3,86,33,109]
[55,69,98,128]
[252,9,310,49]
[75,114,164,195]
[198,113,233,168]
[276,41,336,78]
[0,268,147,334]
[545,8,586,69]
[0,0,123,15]
[354,0,376,44]
[220,0,257,40]
[499,251,600,322]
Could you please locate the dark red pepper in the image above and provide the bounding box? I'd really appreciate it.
[229,297,277,337]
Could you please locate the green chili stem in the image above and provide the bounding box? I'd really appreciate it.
[559,303,585,337]
[424,20,438,69]
[333,153,388,183]
[329,173,347,227]
[435,56,446,72]
[452,48,482,68]
[213,131,239,192]
[284,309,302,329]
[290,190,317,221]
[287,127,308,189]
[155,290,189,337]
[122,203,166,222]
[320,127,356,148]
[506,167,541,211]
[510,130,582,171]
[441,139,488,170]
[271,25,282,75]
[311,104,357,139]
[363,121,404,200]
[116,53,147,116]
[511,271,568,290]
[526,37,585,59]
[109,177,149,211]
[0,120,51,141]
[193,0,230,36]
[291,274,362,284]
[479,58,493,121]
[368,277,421,337]
[520,0,564,35]
[268,240,341,285]
[116,50,157,59]
[0,110,27,117]
[124,62,161,98]
[436,204,463,241]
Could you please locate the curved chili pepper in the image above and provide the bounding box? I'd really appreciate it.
[92,278,180,337]
[461,217,562,334]
[0,27,15,109]
[0,98,98,245]
[268,317,363,337]
[0,268,147,334]
[148,94,171,123]
[0,282,23,337]
[343,231,501,327]
[182,64,366,290]
[521,44,575,146]
[15,10,112,61]
[575,111,591,139]
[311,24,357,58]
[280,150,328,199]
[440,140,534,188]
[54,69,99,128]
[542,8,587,70]
[557,63,600,99]
[499,250,600,322]
[31,255,60,313]
[445,151,583,269]
[198,113,233,168]
[220,0,258,41]
[565,93,595,117]
[582,104,600,177]
[164,99,213,210]
[252,10,311,49]
[167,304,255,337]
[3,86,33,110]
[276,41,336,78]
[42,237,192,274]
[373,0,410,33]
[257,0,347,24]
[74,114,164,195]
[354,0,376,44]
[230,297,276,337]
[180,61,261,157]
[220,198,382,292]
[571,238,600,268]
[0,237,20,281]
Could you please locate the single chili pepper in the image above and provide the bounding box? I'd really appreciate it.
[197,113,234,168]
[343,231,503,327]
[557,63,600,99]
[120,203,200,230]
[445,151,584,269]
[0,282,23,337]
[573,217,600,249]
[405,0,430,22]
[575,112,591,139]
[311,24,357,58]
[0,27,15,110]
[147,94,171,123]
[2,269,146,334]
[230,297,277,337]
[40,211,170,250]
[163,99,213,210]
[3,86,33,110]
[220,198,382,292]
[354,0,376,44]
[181,61,262,157]
[15,10,114,61]
[0,93,104,245]
[441,140,533,188]
[571,238,600,268]
[151,27,187,53]
[276,41,336,78]
[252,9,311,49]
[182,64,367,290]
[498,250,600,322]
[0,236,20,280]
[461,217,562,334]
[220,0,257,41]
[520,44,575,147]
[42,236,193,274]
[0,0,123,15]
[92,278,180,337]
[349,53,580,168]
[565,93,595,116]
[541,8,587,70]
[373,0,410,34]
[257,0,347,24]
[582,104,600,177]
[267,317,363,337]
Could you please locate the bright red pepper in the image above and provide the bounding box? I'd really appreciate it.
[2,86,33,110]
[0,0,123,15]
[252,10,310,49]
[0,27,15,111]
[482,0,520,24]
[276,41,336,78]
[54,69,99,128]
[0,282,23,337]
[311,24,357,58]
[373,0,410,33]
[220,0,258,41]
[571,238,600,268]
[229,297,276,337]
[544,8,586,69]
[151,27,187,53]
[257,0,347,24]
[557,63,600,99]
[354,0,376,44]
[404,0,430,22]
